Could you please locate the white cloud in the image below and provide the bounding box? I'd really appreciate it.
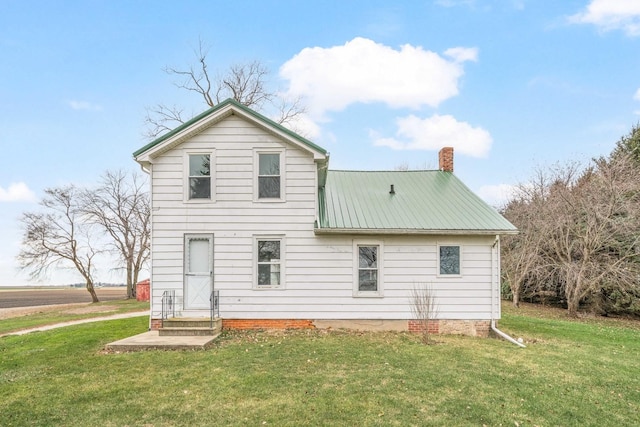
[68,100,102,111]
[0,182,36,202]
[444,47,478,63]
[634,88,640,100]
[280,37,477,118]
[569,0,640,36]
[372,114,492,158]
[477,184,518,208]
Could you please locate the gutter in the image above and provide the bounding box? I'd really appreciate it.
[491,236,526,348]
[314,228,519,236]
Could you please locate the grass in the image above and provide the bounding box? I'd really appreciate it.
[1,305,639,426]
[0,299,148,335]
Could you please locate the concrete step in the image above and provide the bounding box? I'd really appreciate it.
[158,317,222,337]
[159,327,218,336]
[162,318,221,329]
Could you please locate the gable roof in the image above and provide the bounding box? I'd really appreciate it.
[317,170,517,235]
[133,98,327,162]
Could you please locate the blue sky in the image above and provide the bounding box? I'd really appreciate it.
[1,0,639,285]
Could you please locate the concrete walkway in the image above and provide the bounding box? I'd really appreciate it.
[1,310,220,351]
[0,311,149,338]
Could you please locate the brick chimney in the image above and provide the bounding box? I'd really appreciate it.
[438,147,454,172]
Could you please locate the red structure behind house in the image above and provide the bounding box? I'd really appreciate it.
[136,279,150,302]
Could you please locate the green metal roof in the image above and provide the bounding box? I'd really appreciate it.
[317,170,517,234]
[133,98,327,158]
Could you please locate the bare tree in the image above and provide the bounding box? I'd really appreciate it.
[18,186,101,302]
[545,156,640,315]
[410,283,439,344]
[502,156,640,316]
[145,39,305,139]
[82,170,150,299]
[612,122,640,164]
[501,164,579,307]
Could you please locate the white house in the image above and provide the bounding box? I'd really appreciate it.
[133,99,517,336]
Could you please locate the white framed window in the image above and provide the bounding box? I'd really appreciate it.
[438,244,462,276]
[254,236,285,289]
[184,151,215,202]
[254,149,285,202]
[353,240,383,297]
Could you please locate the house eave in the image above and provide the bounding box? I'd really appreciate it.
[133,99,327,164]
[314,227,519,236]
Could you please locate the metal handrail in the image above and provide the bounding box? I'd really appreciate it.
[210,290,219,329]
[161,290,175,323]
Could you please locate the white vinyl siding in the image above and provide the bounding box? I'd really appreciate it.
[147,114,499,321]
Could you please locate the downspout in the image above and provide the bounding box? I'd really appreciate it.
[491,236,526,348]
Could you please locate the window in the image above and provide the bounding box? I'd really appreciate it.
[258,153,280,198]
[358,246,378,291]
[439,245,461,275]
[255,238,284,288]
[353,241,383,297]
[188,154,211,199]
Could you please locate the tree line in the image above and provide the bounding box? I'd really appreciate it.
[501,124,640,316]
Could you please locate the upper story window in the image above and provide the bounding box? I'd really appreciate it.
[439,245,461,275]
[258,153,281,199]
[188,154,211,200]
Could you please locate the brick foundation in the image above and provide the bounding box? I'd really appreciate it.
[223,319,315,330]
[408,320,440,334]
[150,319,162,330]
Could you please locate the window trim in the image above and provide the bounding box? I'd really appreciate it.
[253,148,285,202]
[437,243,462,277]
[353,240,384,297]
[184,150,215,203]
[253,235,285,290]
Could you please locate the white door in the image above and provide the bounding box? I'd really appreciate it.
[184,234,213,310]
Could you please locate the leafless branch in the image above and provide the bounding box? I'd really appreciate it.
[82,170,150,299]
[17,186,101,302]
[143,39,307,141]
[410,283,439,344]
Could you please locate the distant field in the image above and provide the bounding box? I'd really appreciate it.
[0,287,127,309]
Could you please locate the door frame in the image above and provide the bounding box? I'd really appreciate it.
[183,233,214,310]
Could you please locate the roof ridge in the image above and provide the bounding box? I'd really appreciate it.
[133,98,327,158]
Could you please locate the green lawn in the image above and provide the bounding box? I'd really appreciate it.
[1,306,639,426]
[0,299,148,335]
